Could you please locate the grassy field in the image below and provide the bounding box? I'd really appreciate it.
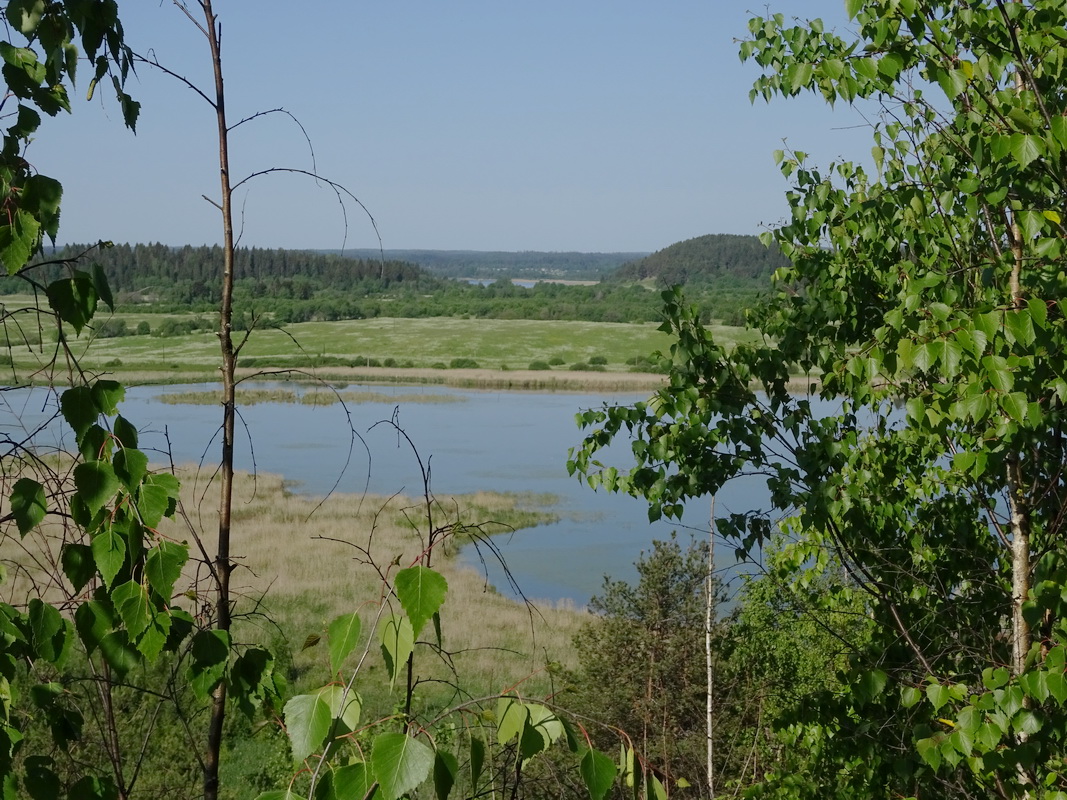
[0,297,763,388]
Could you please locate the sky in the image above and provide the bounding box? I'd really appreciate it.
[31,1,869,254]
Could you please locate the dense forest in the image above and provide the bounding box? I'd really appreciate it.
[609,233,788,287]
[14,241,772,325]
[332,248,647,280]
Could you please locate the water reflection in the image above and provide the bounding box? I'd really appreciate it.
[3,382,773,606]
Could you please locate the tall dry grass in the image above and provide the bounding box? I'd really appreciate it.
[170,469,585,701]
[1,458,588,712]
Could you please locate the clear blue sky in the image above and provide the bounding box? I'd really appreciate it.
[32,1,865,253]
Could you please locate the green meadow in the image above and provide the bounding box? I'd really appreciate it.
[0,300,763,387]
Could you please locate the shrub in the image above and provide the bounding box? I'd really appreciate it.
[367,358,381,367]
[450,357,480,369]
[383,357,397,367]
[589,355,608,365]
[548,356,565,366]
[94,319,129,338]
[528,361,551,371]
[569,362,589,371]
[431,362,447,369]
[136,321,151,335]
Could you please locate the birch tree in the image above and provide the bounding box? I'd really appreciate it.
[571,1,1067,796]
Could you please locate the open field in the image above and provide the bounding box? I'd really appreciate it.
[0,298,764,388]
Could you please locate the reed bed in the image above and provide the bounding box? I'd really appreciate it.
[0,464,587,710]
[154,387,466,406]
[170,469,585,704]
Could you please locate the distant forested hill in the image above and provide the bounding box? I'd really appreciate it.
[608,234,788,287]
[330,249,648,281]
[20,243,439,299]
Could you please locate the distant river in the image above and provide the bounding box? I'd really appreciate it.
[1,382,770,606]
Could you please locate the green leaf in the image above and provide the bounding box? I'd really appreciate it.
[526,703,564,748]
[644,772,667,800]
[73,462,120,515]
[91,263,114,311]
[7,0,46,35]
[580,748,617,800]
[1009,133,1042,168]
[61,543,95,592]
[145,541,187,601]
[325,763,376,800]
[24,755,59,800]
[91,528,125,588]
[138,473,180,527]
[113,447,148,491]
[433,750,458,800]
[1005,309,1035,347]
[46,272,98,333]
[136,611,171,662]
[60,386,96,437]
[67,775,119,800]
[901,685,922,708]
[370,733,434,800]
[188,629,230,701]
[98,630,139,678]
[75,600,114,655]
[0,209,39,274]
[316,683,361,733]
[328,612,362,674]
[394,566,447,640]
[916,736,942,770]
[926,683,950,712]
[469,736,485,787]
[845,0,863,20]
[113,415,138,448]
[1000,392,1028,424]
[378,614,413,689]
[28,598,65,663]
[10,478,46,536]
[856,668,888,704]
[90,379,124,415]
[283,692,331,762]
[111,580,151,638]
[1013,709,1041,736]
[496,697,528,745]
[983,666,1010,690]
[1046,670,1067,704]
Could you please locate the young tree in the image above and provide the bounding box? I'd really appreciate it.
[571,1,1067,796]
[569,536,729,790]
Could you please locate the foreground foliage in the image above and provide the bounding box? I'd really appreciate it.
[572,1,1067,797]
[0,3,672,799]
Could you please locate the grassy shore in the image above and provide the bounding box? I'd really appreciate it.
[155,387,468,405]
[2,464,587,693]
[0,302,767,389]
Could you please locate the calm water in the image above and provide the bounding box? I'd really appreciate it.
[1,382,771,605]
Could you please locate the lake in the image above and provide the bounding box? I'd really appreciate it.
[1,382,769,606]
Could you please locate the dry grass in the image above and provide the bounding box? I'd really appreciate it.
[0,463,587,710]
[170,469,586,706]
[155,387,465,406]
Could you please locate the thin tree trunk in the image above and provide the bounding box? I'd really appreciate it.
[200,2,236,797]
[1007,45,1030,683]
[706,496,715,799]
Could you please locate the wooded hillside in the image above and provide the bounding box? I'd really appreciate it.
[609,233,788,286]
